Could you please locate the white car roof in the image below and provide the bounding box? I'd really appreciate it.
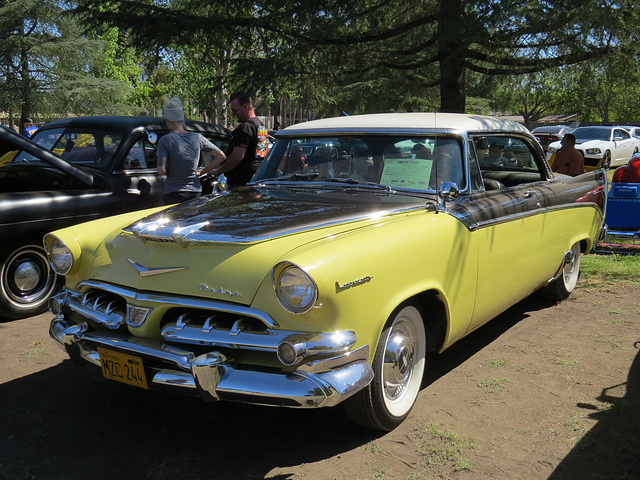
[280,113,531,135]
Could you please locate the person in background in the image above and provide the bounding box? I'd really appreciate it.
[22,118,37,138]
[203,91,269,188]
[482,143,505,167]
[157,97,226,205]
[273,121,281,130]
[552,133,585,176]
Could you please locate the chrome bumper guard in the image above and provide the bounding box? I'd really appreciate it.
[50,316,373,408]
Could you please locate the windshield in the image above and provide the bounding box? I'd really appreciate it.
[572,127,611,142]
[254,135,465,192]
[13,127,124,167]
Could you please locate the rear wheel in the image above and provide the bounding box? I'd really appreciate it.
[0,244,61,319]
[345,303,426,431]
[545,243,581,301]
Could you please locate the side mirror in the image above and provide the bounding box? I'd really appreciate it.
[437,181,459,212]
[614,136,623,142]
[146,131,158,144]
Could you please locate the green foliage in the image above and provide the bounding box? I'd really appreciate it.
[3,0,640,122]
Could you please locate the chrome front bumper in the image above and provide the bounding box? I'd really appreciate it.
[50,316,373,408]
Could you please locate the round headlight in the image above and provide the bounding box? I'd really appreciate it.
[274,263,318,314]
[48,237,74,275]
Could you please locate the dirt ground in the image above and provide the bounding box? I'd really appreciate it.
[1,281,639,480]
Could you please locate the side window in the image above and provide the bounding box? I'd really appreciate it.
[473,136,544,188]
[615,129,630,140]
[56,132,121,165]
[120,138,157,170]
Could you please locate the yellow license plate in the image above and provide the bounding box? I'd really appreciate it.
[98,347,148,389]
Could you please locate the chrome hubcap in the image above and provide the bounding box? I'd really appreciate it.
[14,259,42,292]
[382,326,415,401]
[563,250,575,284]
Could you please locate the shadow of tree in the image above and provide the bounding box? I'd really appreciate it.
[548,340,640,480]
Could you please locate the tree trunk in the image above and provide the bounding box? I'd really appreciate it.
[438,0,465,113]
[19,21,32,133]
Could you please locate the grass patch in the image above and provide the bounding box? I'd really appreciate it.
[477,376,511,395]
[479,359,509,368]
[26,341,45,357]
[581,254,640,286]
[417,422,475,472]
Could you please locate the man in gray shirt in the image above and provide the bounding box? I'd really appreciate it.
[157,97,226,204]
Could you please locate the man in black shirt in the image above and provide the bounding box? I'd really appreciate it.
[206,91,268,187]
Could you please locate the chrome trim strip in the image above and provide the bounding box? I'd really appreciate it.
[74,280,279,328]
[451,201,601,231]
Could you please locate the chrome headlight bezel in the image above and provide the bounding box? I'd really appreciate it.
[272,262,318,314]
[45,234,74,275]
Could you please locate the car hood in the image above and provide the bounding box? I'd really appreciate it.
[127,185,428,243]
[574,138,609,147]
[88,185,429,305]
[0,125,94,186]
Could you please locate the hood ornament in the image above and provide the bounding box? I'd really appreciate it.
[127,259,188,277]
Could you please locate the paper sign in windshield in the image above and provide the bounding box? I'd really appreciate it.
[380,158,433,189]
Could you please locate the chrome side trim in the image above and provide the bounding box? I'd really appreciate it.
[72,280,279,328]
[451,201,601,232]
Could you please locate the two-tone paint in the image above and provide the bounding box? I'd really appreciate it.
[46,113,606,430]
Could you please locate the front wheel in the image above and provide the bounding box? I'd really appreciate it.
[602,151,611,170]
[545,243,581,301]
[344,303,426,431]
[0,244,62,320]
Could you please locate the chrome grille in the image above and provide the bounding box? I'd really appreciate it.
[161,310,279,351]
[66,289,127,329]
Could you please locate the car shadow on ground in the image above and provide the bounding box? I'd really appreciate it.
[0,293,620,480]
[423,291,553,385]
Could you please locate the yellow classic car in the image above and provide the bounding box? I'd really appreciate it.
[46,113,606,431]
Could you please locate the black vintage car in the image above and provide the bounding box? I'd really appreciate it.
[0,116,230,319]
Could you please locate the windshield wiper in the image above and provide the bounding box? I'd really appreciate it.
[261,172,320,182]
[324,177,392,190]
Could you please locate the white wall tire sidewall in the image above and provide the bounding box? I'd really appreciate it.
[379,305,426,418]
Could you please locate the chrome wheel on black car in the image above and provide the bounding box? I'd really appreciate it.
[0,244,61,319]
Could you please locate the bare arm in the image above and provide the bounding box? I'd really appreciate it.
[207,146,246,176]
[157,155,167,175]
[199,147,228,176]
